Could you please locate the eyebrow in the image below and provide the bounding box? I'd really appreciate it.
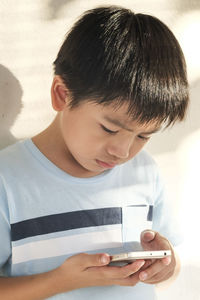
[103,116,161,134]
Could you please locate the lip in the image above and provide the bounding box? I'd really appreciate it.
[96,159,117,169]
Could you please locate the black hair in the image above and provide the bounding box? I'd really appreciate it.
[53,6,189,127]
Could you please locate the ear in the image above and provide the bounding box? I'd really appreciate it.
[51,75,69,111]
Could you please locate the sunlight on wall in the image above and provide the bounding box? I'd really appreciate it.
[172,10,200,264]
[152,10,200,267]
[177,130,200,264]
[173,10,200,83]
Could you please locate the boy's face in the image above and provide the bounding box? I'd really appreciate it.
[59,100,160,177]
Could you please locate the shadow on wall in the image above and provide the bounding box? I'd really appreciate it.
[147,78,200,155]
[46,0,75,20]
[0,65,23,150]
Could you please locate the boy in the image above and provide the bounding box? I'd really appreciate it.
[0,6,188,300]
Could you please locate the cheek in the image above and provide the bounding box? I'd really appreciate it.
[64,129,88,153]
[61,117,83,149]
[62,123,103,156]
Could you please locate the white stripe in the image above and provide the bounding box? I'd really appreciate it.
[12,225,122,264]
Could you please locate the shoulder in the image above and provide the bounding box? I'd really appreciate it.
[0,140,23,159]
[0,140,29,173]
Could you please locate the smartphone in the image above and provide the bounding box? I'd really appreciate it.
[111,250,171,263]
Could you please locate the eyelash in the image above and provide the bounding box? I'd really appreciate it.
[101,125,151,140]
[101,125,118,134]
[138,135,150,140]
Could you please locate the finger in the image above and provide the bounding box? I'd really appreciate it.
[75,253,110,269]
[105,260,145,279]
[140,259,154,271]
[143,269,172,284]
[119,260,146,278]
[162,256,172,266]
[114,272,140,286]
[140,230,171,251]
[141,230,156,243]
[139,258,170,282]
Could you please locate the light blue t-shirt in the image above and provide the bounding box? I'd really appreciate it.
[0,139,182,299]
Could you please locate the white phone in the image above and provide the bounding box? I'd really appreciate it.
[111,250,171,263]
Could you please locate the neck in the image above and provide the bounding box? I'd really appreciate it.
[32,114,64,158]
[32,115,100,178]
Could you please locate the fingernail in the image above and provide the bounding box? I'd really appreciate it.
[141,230,155,240]
[101,255,109,264]
[140,272,147,281]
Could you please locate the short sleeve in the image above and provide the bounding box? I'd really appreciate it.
[0,176,12,270]
[152,171,183,247]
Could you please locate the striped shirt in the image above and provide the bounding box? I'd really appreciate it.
[0,139,182,299]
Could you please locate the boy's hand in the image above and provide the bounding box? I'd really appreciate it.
[56,252,145,292]
[138,230,177,284]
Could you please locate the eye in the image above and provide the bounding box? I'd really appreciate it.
[137,135,150,141]
[101,125,118,134]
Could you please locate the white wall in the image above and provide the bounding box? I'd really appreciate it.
[0,0,200,299]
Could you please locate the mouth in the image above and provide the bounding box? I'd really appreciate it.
[96,159,117,169]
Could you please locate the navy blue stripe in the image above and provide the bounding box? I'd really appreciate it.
[147,205,153,221]
[127,205,147,207]
[11,207,122,241]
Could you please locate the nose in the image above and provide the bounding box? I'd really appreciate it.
[106,138,132,159]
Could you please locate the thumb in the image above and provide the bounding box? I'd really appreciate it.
[79,253,110,268]
[140,230,156,249]
[140,230,171,251]
[141,230,156,243]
